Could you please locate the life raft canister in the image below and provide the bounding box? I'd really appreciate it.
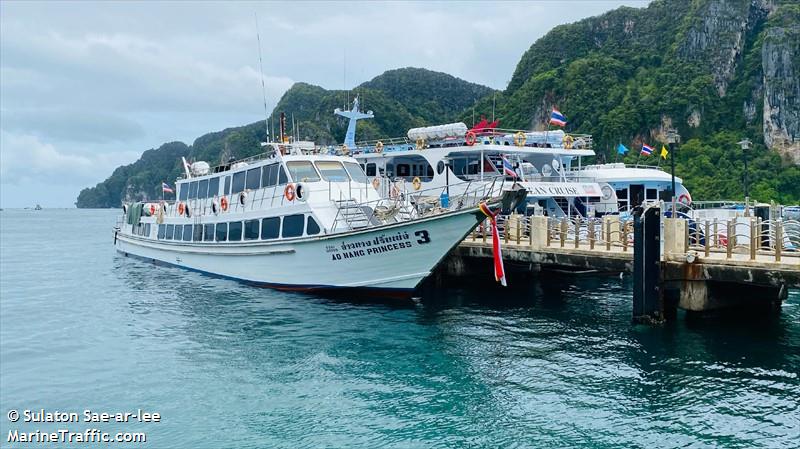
[412,176,422,191]
[465,131,477,146]
[284,183,296,201]
[220,196,229,212]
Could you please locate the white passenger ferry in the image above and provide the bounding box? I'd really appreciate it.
[114,142,511,297]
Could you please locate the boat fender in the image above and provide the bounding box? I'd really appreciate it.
[372,178,380,189]
[177,202,185,216]
[563,135,574,149]
[296,183,309,202]
[465,131,477,146]
[239,190,249,206]
[412,176,422,191]
[284,184,296,202]
[211,196,219,215]
[375,141,384,153]
[220,196,229,212]
[514,131,526,147]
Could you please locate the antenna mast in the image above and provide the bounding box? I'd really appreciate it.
[255,13,270,143]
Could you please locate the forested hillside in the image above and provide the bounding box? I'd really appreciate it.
[464,0,799,202]
[77,0,799,207]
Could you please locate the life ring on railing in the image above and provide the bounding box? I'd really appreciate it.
[465,131,477,146]
[341,144,349,155]
[678,193,692,206]
[415,138,426,150]
[412,176,422,191]
[239,190,249,206]
[514,131,526,147]
[375,141,384,153]
[389,184,400,199]
[284,184,296,201]
[149,203,156,216]
[220,196,228,212]
[211,196,220,215]
[371,178,380,189]
[563,134,574,149]
[177,202,185,216]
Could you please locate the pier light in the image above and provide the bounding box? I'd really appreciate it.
[738,138,752,199]
[666,129,680,205]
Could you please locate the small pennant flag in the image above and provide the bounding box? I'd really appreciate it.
[162,182,174,194]
[660,145,669,160]
[617,143,629,155]
[641,143,654,156]
[549,108,567,127]
[501,155,517,178]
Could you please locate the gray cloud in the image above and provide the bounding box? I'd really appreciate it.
[0,0,648,207]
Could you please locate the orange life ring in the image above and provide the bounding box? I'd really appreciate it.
[220,196,229,212]
[177,202,185,216]
[371,178,380,189]
[284,184,296,201]
[465,131,477,146]
[149,204,156,215]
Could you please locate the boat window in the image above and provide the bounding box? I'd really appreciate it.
[306,216,321,235]
[165,224,174,240]
[244,219,260,240]
[193,224,203,242]
[178,183,188,201]
[282,214,304,238]
[315,161,349,182]
[157,225,166,240]
[228,221,242,241]
[224,176,231,195]
[278,165,288,185]
[262,164,277,187]
[245,168,261,190]
[232,171,245,194]
[174,224,183,240]
[197,179,209,199]
[386,163,394,178]
[182,224,192,242]
[343,162,368,184]
[286,161,320,182]
[208,177,220,198]
[261,217,280,240]
[365,163,377,177]
[615,189,628,202]
[203,224,215,241]
[397,164,410,177]
[215,223,227,242]
[646,188,658,200]
[188,181,198,200]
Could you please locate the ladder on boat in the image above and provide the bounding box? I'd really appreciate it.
[333,199,371,230]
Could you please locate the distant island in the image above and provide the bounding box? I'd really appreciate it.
[77,0,800,208]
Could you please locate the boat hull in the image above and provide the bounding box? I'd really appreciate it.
[114,208,483,298]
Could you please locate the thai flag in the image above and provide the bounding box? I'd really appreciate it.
[549,108,567,127]
[501,155,517,178]
[162,182,174,194]
[641,143,654,156]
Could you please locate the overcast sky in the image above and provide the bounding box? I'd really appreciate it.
[0,0,647,208]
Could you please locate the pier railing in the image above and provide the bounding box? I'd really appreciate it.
[470,213,800,264]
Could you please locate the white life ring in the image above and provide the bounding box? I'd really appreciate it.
[239,190,248,206]
[295,183,309,202]
[211,196,220,215]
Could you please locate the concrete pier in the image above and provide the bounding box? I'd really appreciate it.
[449,211,800,320]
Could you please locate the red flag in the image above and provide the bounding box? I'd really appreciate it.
[478,202,507,287]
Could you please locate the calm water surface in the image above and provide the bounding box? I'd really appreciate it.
[1,209,798,448]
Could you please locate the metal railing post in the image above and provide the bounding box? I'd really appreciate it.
[750,219,756,260]
[775,220,782,262]
[704,220,710,257]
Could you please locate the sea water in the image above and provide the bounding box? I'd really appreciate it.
[1,209,797,448]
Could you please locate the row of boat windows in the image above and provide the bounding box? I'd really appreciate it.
[177,161,369,202]
[142,214,322,242]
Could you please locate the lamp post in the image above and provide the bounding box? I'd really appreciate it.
[738,138,752,199]
[666,128,680,211]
